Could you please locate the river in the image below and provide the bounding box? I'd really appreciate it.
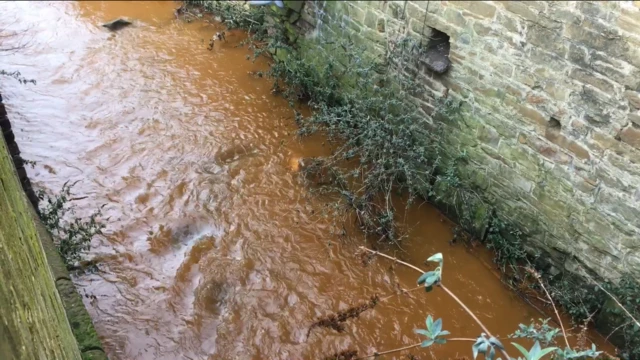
[0,1,612,359]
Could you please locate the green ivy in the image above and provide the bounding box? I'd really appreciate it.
[37,182,105,270]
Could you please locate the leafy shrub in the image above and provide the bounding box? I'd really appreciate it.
[38,182,105,270]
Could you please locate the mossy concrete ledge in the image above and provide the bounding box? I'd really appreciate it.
[1,93,107,360]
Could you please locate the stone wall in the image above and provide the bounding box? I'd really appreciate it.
[287,1,640,282]
[0,98,81,359]
[1,93,107,360]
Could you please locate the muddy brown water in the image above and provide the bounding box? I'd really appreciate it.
[0,2,615,359]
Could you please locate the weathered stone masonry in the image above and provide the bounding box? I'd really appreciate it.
[1,93,107,360]
[1,93,39,209]
[286,1,640,283]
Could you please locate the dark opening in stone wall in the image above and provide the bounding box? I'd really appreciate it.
[421,27,451,75]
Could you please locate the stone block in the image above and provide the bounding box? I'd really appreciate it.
[500,1,538,22]
[621,5,640,23]
[546,7,582,25]
[496,12,521,34]
[595,163,632,193]
[283,0,304,13]
[386,1,406,20]
[565,23,629,58]
[567,141,591,161]
[591,61,639,91]
[363,9,378,29]
[545,128,591,160]
[443,8,468,29]
[405,1,427,21]
[496,163,535,193]
[478,123,501,148]
[499,141,541,173]
[453,1,497,19]
[361,28,386,45]
[524,135,572,165]
[624,90,640,110]
[569,68,616,94]
[528,47,569,75]
[577,1,609,20]
[619,124,640,149]
[543,81,572,102]
[597,187,640,227]
[527,24,568,57]
[567,43,589,68]
[607,151,640,177]
[299,10,317,27]
[617,14,640,35]
[578,85,615,126]
[505,98,548,129]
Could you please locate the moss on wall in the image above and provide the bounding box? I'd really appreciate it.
[1,93,107,360]
[0,130,82,359]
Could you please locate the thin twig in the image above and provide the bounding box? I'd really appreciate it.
[355,342,420,359]
[583,272,640,328]
[358,247,511,360]
[527,267,570,349]
[438,285,493,336]
[380,285,423,302]
[605,320,632,342]
[355,338,477,359]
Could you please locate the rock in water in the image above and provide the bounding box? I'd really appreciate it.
[102,18,132,31]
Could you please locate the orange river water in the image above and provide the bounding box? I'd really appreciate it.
[0,1,614,359]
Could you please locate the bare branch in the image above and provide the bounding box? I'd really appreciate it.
[527,267,570,349]
[358,246,511,360]
[582,272,640,329]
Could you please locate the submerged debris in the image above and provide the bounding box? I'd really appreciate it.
[323,350,358,360]
[358,248,376,266]
[307,295,380,338]
[102,18,133,31]
[208,31,226,51]
[174,5,185,19]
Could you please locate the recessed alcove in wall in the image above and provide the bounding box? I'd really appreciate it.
[420,27,451,75]
[548,117,562,131]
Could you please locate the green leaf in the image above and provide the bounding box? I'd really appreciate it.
[438,330,450,336]
[432,318,442,334]
[421,339,434,348]
[489,337,504,350]
[530,341,542,359]
[426,315,433,332]
[512,342,530,359]
[425,274,439,287]
[417,271,434,285]
[414,329,430,337]
[473,337,485,359]
[532,346,557,360]
[435,338,446,345]
[427,253,443,264]
[425,285,433,292]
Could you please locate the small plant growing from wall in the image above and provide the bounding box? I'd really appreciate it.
[37,182,105,271]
